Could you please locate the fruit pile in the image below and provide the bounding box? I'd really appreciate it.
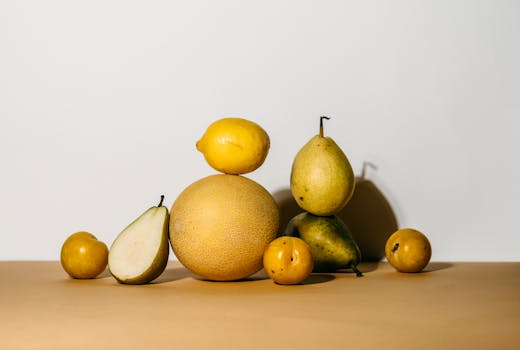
[284,116,363,277]
[169,118,279,281]
[60,116,432,285]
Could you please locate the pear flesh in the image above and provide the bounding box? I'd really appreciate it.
[290,118,355,216]
[284,212,362,276]
[109,197,169,284]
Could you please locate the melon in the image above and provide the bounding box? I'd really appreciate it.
[170,174,279,281]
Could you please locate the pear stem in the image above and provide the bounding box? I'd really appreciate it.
[351,265,363,277]
[319,116,330,137]
[158,195,165,207]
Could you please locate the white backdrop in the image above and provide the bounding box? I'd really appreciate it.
[2,0,519,261]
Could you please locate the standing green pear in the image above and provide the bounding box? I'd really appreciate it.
[290,116,355,216]
[284,212,362,276]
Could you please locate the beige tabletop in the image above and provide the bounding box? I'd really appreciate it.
[1,261,519,350]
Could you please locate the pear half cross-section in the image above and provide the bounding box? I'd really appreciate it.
[109,196,169,284]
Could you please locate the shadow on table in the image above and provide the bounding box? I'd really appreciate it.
[183,270,335,285]
[165,269,271,283]
[237,270,270,282]
[423,262,453,272]
[97,268,112,279]
[333,261,381,275]
[301,274,335,285]
[152,266,196,284]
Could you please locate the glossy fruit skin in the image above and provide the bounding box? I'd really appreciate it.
[263,237,313,285]
[285,212,362,274]
[60,232,109,279]
[196,117,270,175]
[385,228,432,273]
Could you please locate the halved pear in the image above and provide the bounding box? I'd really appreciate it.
[109,196,170,284]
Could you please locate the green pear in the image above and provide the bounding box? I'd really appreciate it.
[290,116,355,216]
[109,196,169,284]
[284,212,362,276]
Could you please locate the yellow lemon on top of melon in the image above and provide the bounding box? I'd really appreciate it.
[196,118,270,175]
[170,174,280,281]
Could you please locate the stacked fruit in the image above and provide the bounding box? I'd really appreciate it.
[281,116,363,277]
[168,118,280,281]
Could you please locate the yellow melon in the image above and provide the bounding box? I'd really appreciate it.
[170,174,280,281]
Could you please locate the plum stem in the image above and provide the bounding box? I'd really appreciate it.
[158,195,165,207]
[319,116,330,137]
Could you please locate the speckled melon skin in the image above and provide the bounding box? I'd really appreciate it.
[170,174,280,281]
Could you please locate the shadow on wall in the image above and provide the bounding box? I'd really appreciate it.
[272,162,398,262]
[272,189,304,237]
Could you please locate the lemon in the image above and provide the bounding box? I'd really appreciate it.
[196,117,270,175]
[170,174,279,281]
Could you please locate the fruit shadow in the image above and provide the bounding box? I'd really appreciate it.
[335,262,381,275]
[250,271,335,285]
[181,270,271,283]
[97,268,112,279]
[339,176,399,262]
[183,270,335,285]
[301,274,335,285]
[151,266,197,284]
[423,262,453,272]
[234,269,270,282]
[273,166,398,263]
